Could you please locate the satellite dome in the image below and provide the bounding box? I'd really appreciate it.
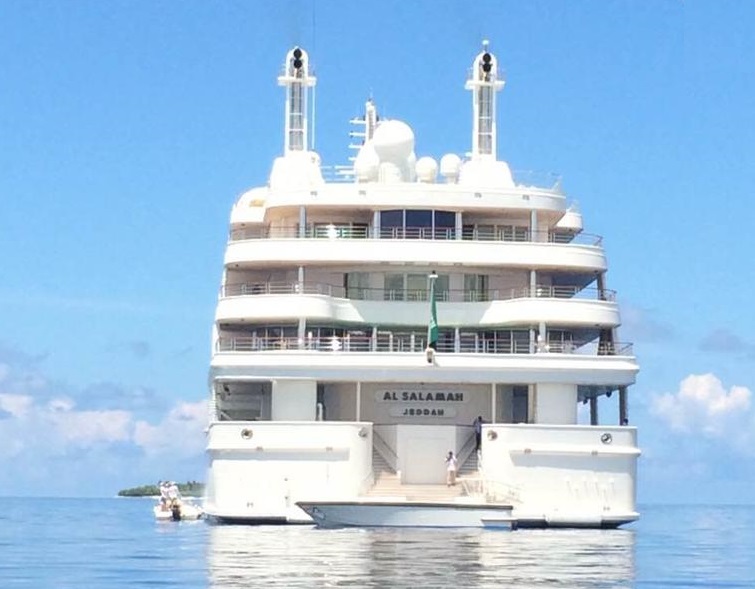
[556,206,583,232]
[372,120,414,162]
[354,142,380,182]
[458,159,515,188]
[439,153,462,182]
[415,157,438,183]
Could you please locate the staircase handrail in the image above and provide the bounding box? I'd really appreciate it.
[464,452,522,504]
[461,477,523,505]
[358,470,375,495]
[457,427,477,472]
[372,429,399,473]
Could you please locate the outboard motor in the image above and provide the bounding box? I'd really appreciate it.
[171,502,182,521]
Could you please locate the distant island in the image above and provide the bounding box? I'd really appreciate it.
[118,481,205,497]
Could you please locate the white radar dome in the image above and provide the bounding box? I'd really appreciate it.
[440,153,462,182]
[354,142,380,182]
[415,157,438,183]
[458,159,515,188]
[556,206,583,232]
[269,150,324,190]
[372,120,415,162]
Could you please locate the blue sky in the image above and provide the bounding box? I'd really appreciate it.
[1,1,753,502]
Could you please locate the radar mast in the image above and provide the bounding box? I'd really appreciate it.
[278,47,316,153]
[465,40,505,160]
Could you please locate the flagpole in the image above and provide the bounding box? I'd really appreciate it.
[427,271,438,359]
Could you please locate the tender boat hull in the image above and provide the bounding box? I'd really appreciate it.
[153,502,204,521]
[296,500,514,529]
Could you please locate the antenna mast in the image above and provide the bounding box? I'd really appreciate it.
[278,47,316,153]
[465,40,505,160]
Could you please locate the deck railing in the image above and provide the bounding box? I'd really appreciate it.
[215,336,633,357]
[219,282,616,303]
[316,166,563,191]
[228,225,602,246]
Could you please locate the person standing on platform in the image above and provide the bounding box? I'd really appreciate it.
[473,415,484,452]
[445,451,458,486]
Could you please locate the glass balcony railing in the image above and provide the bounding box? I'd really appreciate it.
[219,282,616,303]
[215,335,633,357]
[228,225,602,246]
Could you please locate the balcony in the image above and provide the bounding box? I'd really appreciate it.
[219,282,616,303]
[215,335,633,357]
[228,225,602,246]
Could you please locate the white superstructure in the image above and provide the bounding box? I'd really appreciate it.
[203,43,640,528]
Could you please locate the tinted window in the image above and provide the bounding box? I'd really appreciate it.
[380,210,403,228]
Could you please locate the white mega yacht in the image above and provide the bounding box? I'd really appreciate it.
[203,44,640,528]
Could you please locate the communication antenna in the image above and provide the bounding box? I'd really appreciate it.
[311,79,316,151]
[310,2,317,151]
[465,40,505,160]
[278,46,316,153]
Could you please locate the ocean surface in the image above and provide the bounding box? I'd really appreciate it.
[1,498,752,588]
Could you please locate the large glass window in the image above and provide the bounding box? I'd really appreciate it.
[383,273,449,301]
[380,210,403,238]
[217,382,272,421]
[405,210,432,239]
[312,222,369,239]
[476,329,530,354]
[406,273,427,301]
[462,223,527,241]
[434,274,450,301]
[379,209,456,240]
[512,386,529,423]
[244,325,299,350]
[547,330,574,353]
[344,272,370,300]
[500,225,529,242]
[464,274,489,301]
[384,274,404,300]
[434,211,455,239]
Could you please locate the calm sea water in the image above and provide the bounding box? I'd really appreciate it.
[0,498,752,588]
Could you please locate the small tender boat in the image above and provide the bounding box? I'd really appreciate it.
[154,500,204,521]
[296,500,514,529]
[154,481,204,521]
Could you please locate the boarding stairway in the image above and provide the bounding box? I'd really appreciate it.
[367,444,480,501]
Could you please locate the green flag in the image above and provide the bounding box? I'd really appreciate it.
[428,275,438,350]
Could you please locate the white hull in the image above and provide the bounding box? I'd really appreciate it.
[204,422,639,528]
[512,510,640,529]
[297,500,514,529]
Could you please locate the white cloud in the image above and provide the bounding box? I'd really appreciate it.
[133,401,207,457]
[651,373,753,450]
[49,408,133,445]
[48,397,75,413]
[0,393,34,417]
[0,386,207,458]
[0,343,208,495]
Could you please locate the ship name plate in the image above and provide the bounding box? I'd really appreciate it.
[376,390,465,402]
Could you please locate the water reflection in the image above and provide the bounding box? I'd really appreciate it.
[208,525,635,588]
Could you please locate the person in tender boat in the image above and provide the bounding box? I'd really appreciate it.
[167,482,181,506]
[158,481,171,510]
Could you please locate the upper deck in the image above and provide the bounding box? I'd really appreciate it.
[209,44,634,392]
[230,172,569,227]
